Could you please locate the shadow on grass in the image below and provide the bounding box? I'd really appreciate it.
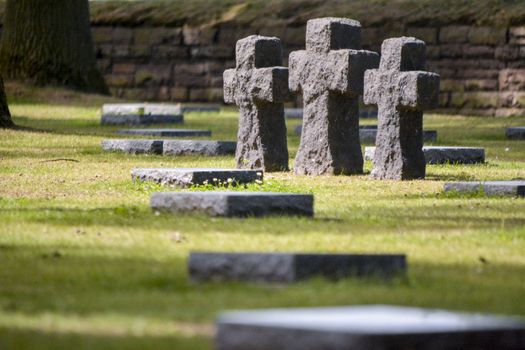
[0,327,210,350]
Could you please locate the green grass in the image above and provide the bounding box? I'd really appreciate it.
[1,83,525,349]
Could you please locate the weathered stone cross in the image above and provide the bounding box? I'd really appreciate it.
[364,37,440,180]
[289,18,379,175]
[223,35,290,172]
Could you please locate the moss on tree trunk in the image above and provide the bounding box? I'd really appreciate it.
[0,0,108,94]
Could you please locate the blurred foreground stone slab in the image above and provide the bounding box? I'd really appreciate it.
[365,146,485,164]
[132,168,262,187]
[189,252,406,283]
[444,181,525,196]
[216,305,525,350]
[151,192,314,217]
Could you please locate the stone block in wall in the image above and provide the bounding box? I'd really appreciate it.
[170,87,189,101]
[183,25,217,45]
[463,45,495,59]
[440,44,463,58]
[426,45,440,59]
[113,45,131,58]
[440,79,465,92]
[209,75,223,88]
[153,45,190,59]
[158,86,171,100]
[217,26,254,46]
[135,27,182,46]
[112,27,134,45]
[113,63,136,75]
[188,88,223,102]
[463,92,500,109]
[495,108,525,117]
[509,27,525,44]
[175,63,207,75]
[499,69,525,91]
[439,25,469,43]
[285,26,306,46]
[129,45,152,59]
[135,65,172,85]
[468,27,507,45]
[120,88,155,100]
[190,45,233,59]
[508,60,525,69]
[449,92,466,108]
[362,28,381,48]
[495,45,520,61]
[405,27,437,44]
[92,27,113,44]
[461,68,500,79]
[499,92,525,108]
[459,108,496,117]
[439,91,450,107]
[174,74,208,88]
[105,74,134,88]
[464,79,498,91]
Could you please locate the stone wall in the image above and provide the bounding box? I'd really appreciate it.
[92,23,525,116]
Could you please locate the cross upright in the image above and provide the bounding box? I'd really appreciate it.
[364,37,440,180]
[223,35,290,172]
[289,18,379,176]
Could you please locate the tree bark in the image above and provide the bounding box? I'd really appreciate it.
[0,0,108,94]
[0,76,13,128]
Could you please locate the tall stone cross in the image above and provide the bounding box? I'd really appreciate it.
[223,35,290,172]
[364,37,440,180]
[289,18,379,175]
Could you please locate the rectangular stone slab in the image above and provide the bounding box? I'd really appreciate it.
[151,192,314,217]
[101,140,163,154]
[102,103,182,115]
[101,140,236,156]
[444,181,525,196]
[116,129,211,137]
[294,125,437,142]
[163,140,236,156]
[132,168,263,187]
[365,146,485,164]
[216,305,525,350]
[189,252,406,283]
[506,126,525,140]
[101,103,183,125]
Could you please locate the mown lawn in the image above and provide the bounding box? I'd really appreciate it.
[0,85,524,349]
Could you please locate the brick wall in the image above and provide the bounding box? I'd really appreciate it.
[92,23,525,117]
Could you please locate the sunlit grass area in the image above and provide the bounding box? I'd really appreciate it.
[1,83,525,349]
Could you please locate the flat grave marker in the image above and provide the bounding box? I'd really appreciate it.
[101,103,184,125]
[101,140,236,156]
[365,146,485,164]
[151,191,314,217]
[189,252,406,283]
[116,129,211,137]
[132,168,262,187]
[294,124,438,142]
[506,126,525,140]
[444,181,525,197]
[216,305,525,350]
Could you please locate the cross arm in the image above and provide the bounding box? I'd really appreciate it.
[363,69,382,106]
[288,50,307,93]
[223,69,236,104]
[251,67,291,103]
[399,71,440,110]
[328,50,379,96]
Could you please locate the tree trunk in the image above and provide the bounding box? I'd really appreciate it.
[0,0,108,94]
[0,76,13,128]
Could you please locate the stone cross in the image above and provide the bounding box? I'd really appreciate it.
[289,18,379,175]
[364,37,440,180]
[223,35,290,172]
